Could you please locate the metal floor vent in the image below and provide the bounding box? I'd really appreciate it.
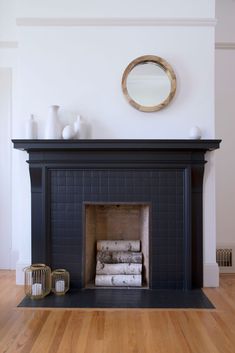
[216,248,232,267]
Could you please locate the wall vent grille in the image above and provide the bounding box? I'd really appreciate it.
[216,248,232,267]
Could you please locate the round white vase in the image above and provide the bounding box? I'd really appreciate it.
[44,105,62,139]
[189,126,201,139]
[62,125,74,139]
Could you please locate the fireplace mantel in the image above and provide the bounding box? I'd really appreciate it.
[13,139,220,153]
[13,139,221,166]
[13,139,221,290]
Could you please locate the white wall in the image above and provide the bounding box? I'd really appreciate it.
[0,0,219,285]
[0,0,17,41]
[0,41,18,271]
[215,0,235,248]
[215,50,235,245]
[16,0,214,18]
[15,26,215,140]
[216,0,235,42]
[0,68,12,269]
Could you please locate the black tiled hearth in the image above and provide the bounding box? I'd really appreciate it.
[18,288,214,309]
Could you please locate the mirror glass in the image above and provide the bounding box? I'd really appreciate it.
[126,62,171,107]
[122,55,176,112]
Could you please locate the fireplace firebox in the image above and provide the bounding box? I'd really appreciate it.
[13,139,221,291]
[84,203,150,288]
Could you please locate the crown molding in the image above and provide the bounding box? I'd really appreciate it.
[215,42,235,50]
[16,17,217,27]
[0,41,18,49]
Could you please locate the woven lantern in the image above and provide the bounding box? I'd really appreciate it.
[24,264,51,299]
[51,269,70,295]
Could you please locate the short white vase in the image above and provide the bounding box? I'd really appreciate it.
[62,125,74,139]
[44,105,62,139]
[62,115,81,139]
[189,126,201,139]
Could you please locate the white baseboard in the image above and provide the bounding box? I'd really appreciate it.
[203,262,219,287]
[16,261,30,285]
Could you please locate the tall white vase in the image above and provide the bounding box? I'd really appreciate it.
[26,114,37,139]
[73,115,81,138]
[44,105,62,139]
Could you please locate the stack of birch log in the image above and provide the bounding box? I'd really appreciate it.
[95,240,142,287]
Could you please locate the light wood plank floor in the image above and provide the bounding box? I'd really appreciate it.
[1,271,235,353]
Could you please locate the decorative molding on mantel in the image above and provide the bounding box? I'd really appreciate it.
[215,42,235,50]
[0,41,18,49]
[16,17,217,27]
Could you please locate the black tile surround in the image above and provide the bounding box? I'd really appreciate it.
[51,169,184,289]
[13,139,221,294]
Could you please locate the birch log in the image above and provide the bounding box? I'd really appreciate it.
[97,240,140,252]
[95,274,142,287]
[96,261,142,275]
[97,251,142,264]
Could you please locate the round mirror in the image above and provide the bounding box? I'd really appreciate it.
[122,55,176,112]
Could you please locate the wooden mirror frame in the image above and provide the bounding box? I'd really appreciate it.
[121,55,177,112]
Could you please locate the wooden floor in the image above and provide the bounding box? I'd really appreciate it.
[1,271,235,353]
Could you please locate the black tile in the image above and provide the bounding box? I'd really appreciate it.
[18,289,214,309]
[50,169,185,289]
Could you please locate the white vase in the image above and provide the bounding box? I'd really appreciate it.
[73,115,81,138]
[189,126,201,139]
[62,125,74,139]
[26,114,37,139]
[44,105,62,139]
[78,117,88,139]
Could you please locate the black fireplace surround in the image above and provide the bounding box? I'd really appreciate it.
[13,139,220,291]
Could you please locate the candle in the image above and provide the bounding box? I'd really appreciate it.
[55,280,65,293]
[32,283,42,296]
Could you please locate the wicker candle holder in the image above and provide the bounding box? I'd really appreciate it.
[51,269,70,295]
[24,264,51,299]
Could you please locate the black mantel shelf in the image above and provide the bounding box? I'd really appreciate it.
[12,139,221,152]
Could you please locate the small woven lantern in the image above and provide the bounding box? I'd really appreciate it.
[51,269,70,295]
[24,264,51,299]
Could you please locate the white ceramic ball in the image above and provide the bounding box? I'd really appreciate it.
[62,125,74,139]
[189,126,201,139]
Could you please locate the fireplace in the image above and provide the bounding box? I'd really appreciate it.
[84,203,150,288]
[13,139,221,292]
